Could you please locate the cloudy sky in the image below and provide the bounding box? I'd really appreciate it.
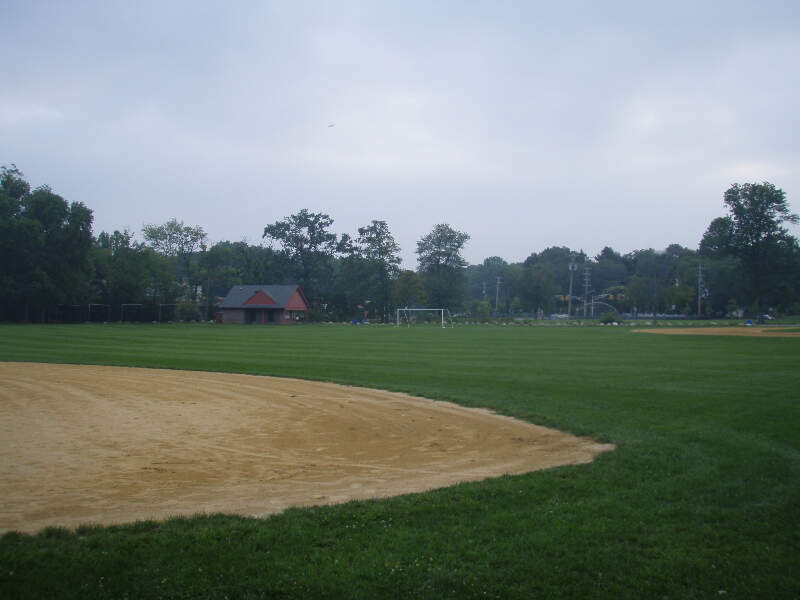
[3,1,799,267]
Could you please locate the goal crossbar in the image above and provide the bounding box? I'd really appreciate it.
[395,308,454,328]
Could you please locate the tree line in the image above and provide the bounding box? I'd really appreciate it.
[2,164,799,322]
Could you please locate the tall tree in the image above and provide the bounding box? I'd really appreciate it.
[0,166,93,321]
[392,270,427,308]
[357,220,401,269]
[700,182,798,314]
[94,230,177,311]
[263,209,339,301]
[519,262,557,313]
[142,218,207,301]
[142,218,208,258]
[525,247,588,294]
[470,257,508,312]
[0,166,31,320]
[592,246,629,295]
[416,223,470,309]
[625,275,663,316]
[355,220,401,321]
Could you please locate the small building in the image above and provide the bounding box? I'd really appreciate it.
[218,285,310,324]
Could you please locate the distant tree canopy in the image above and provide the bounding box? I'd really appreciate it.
[262,209,340,301]
[1,166,94,321]
[701,182,799,314]
[340,220,402,320]
[143,218,208,301]
[142,218,207,259]
[393,270,427,308]
[416,223,470,310]
[2,165,799,321]
[94,230,173,307]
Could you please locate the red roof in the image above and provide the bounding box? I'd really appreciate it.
[285,289,307,310]
[220,285,310,311]
[244,290,277,306]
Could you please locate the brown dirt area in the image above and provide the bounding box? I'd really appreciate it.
[635,327,800,337]
[0,362,614,533]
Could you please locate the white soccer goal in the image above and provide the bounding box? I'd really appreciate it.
[395,308,454,328]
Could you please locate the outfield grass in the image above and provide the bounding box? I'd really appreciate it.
[1,323,798,599]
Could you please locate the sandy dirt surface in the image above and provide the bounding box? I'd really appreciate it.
[0,362,613,533]
[635,327,800,338]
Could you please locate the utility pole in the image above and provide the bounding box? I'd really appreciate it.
[697,263,702,316]
[567,255,577,317]
[583,266,591,318]
[495,276,502,313]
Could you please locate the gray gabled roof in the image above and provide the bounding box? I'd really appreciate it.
[219,285,307,309]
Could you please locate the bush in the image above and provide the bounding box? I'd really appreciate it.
[177,302,201,322]
[474,301,491,320]
[599,311,619,325]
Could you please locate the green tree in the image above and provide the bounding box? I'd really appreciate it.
[142,218,208,301]
[93,230,178,315]
[698,255,743,316]
[592,246,629,294]
[392,270,427,308]
[625,275,662,316]
[354,220,401,321]
[699,217,735,258]
[202,242,244,296]
[519,263,557,313]
[525,247,588,293]
[95,230,147,305]
[467,257,509,313]
[416,223,470,309]
[474,300,491,320]
[0,166,94,321]
[263,209,339,301]
[0,166,31,320]
[700,182,798,315]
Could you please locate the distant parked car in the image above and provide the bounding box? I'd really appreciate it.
[762,314,775,320]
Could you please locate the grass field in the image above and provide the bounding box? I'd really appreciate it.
[1,323,799,599]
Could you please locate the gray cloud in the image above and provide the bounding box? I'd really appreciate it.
[3,1,799,267]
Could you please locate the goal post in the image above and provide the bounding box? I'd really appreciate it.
[395,308,454,328]
[158,303,177,323]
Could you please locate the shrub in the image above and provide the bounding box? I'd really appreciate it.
[599,311,619,325]
[474,301,491,320]
[177,302,201,322]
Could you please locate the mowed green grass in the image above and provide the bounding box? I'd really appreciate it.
[0,323,798,599]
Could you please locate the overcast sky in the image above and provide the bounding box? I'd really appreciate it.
[3,1,799,267]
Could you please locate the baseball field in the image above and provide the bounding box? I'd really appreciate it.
[0,323,798,598]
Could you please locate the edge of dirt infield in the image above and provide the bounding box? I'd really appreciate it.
[0,362,615,533]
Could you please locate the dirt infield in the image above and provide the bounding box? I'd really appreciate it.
[635,327,800,338]
[0,362,613,533]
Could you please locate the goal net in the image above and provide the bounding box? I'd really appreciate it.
[396,308,454,328]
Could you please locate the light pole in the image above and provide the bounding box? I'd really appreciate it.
[567,255,577,317]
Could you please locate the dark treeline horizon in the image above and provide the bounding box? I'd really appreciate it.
[2,165,799,322]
